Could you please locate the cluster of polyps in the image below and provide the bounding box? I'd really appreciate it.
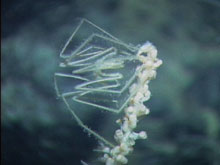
[100,42,162,165]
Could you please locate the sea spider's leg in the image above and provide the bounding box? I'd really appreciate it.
[55,72,137,114]
[77,45,105,57]
[56,58,138,115]
[66,62,138,114]
[71,50,117,74]
[73,96,119,113]
[75,74,122,93]
[80,19,121,42]
[79,50,104,57]
[55,72,89,81]
[61,93,115,147]
[75,45,94,56]
[62,32,136,62]
[55,73,116,146]
[79,73,138,114]
[70,47,124,77]
[81,19,138,53]
[55,63,133,114]
[83,73,138,114]
[60,47,109,68]
[60,19,85,59]
[65,34,113,61]
[54,72,89,98]
[69,47,115,66]
[55,72,121,112]
[59,18,113,58]
[72,90,120,113]
[76,67,137,95]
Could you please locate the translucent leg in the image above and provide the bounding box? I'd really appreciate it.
[61,94,115,147]
[60,19,137,60]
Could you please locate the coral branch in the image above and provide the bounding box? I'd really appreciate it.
[100,42,162,165]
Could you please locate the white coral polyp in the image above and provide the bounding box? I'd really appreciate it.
[101,41,162,165]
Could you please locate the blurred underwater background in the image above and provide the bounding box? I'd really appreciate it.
[1,0,220,164]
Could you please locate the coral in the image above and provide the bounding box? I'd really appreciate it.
[99,42,162,164]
